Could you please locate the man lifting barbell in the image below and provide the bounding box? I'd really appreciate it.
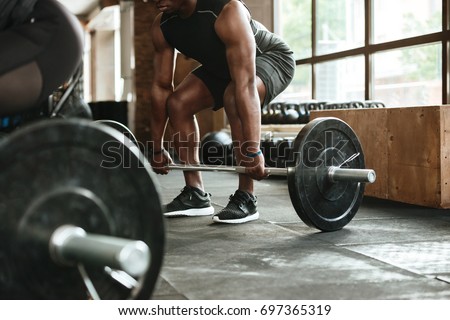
[149,0,296,224]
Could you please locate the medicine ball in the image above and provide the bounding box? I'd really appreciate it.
[200,131,233,165]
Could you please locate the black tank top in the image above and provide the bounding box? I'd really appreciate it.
[160,0,290,80]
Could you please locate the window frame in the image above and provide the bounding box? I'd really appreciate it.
[275,0,450,104]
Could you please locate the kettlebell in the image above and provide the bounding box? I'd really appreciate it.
[282,102,300,124]
[296,103,309,124]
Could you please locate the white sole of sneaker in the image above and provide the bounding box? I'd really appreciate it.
[164,206,215,217]
[212,211,259,224]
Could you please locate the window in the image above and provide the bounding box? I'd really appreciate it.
[274,0,450,106]
[281,64,312,100]
[276,0,312,60]
[316,0,364,55]
[373,43,442,106]
[373,0,442,43]
[316,55,365,101]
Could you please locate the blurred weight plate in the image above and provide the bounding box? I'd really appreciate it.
[0,119,164,299]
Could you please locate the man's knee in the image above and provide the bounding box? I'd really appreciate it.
[166,93,191,119]
[166,92,201,119]
[166,93,179,116]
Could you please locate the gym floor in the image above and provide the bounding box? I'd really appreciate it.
[151,170,450,300]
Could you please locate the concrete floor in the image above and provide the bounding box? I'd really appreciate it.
[151,170,450,300]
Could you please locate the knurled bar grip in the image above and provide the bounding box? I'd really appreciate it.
[167,164,376,183]
[49,225,150,277]
[167,164,289,175]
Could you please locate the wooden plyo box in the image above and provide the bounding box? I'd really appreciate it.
[310,105,450,209]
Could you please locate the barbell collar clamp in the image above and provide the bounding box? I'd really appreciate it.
[49,225,151,277]
[328,167,376,184]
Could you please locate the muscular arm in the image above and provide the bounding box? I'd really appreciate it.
[150,14,175,150]
[215,1,261,155]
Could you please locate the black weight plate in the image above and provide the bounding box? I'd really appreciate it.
[287,117,365,231]
[0,119,164,299]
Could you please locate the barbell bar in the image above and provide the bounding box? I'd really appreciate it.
[167,164,376,184]
[49,225,151,277]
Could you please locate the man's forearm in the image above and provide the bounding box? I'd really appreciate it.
[235,88,262,154]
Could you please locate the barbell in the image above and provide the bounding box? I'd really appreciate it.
[167,117,376,232]
[168,163,375,182]
[0,115,374,299]
[0,119,165,299]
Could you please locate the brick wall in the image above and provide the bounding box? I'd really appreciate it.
[133,1,159,143]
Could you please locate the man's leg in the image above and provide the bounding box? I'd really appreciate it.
[222,77,267,194]
[163,73,218,217]
[166,73,215,191]
[211,77,266,224]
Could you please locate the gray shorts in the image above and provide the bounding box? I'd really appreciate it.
[192,47,295,111]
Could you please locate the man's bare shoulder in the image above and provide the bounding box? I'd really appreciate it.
[219,0,250,19]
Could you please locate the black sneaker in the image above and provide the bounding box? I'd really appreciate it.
[212,190,259,224]
[163,186,214,217]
